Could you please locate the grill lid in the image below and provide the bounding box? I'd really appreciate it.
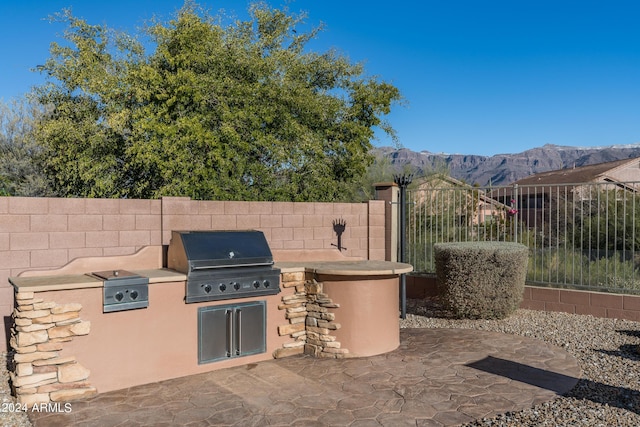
[168,230,274,273]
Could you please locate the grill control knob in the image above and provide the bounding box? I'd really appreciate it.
[233,282,240,291]
[263,280,270,288]
[219,283,226,292]
[203,284,212,293]
[115,292,124,302]
[130,290,139,300]
[253,280,260,289]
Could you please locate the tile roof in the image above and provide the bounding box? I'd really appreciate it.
[514,157,640,185]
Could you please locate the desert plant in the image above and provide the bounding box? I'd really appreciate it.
[434,241,528,319]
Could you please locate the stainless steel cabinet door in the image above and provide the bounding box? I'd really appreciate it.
[235,302,266,357]
[198,301,266,364]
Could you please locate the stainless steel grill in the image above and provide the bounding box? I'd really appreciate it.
[167,230,281,303]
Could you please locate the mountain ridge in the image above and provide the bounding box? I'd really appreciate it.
[373,143,640,186]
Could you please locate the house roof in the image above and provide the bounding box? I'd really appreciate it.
[413,174,509,207]
[414,174,469,188]
[513,157,640,186]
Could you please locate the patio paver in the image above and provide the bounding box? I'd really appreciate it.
[28,328,581,426]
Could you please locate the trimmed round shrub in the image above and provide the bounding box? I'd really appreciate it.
[434,241,528,319]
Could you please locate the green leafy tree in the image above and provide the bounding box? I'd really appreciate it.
[0,98,52,196]
[34,2,401,201]
[33,9,143,198]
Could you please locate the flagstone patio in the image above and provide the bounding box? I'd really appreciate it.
[28,328,580,427]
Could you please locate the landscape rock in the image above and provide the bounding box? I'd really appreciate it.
[11,372,57,388]
[13,351,58,364]
[57,363,90,383]
[50,387,97,402]
[51,303,83,314]
[69,321,91,336]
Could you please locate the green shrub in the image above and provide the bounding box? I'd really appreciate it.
[434,241,529,319]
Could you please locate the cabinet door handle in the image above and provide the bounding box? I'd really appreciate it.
[236,309,242,356]
[226,309,233,357]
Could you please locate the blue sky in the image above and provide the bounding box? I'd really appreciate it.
[1,1,639,156]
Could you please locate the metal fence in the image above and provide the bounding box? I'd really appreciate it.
[406,181,640,294]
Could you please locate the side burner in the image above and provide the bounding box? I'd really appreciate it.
[92,269,149,312]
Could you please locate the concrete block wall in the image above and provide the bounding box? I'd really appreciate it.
[1,196,386,352]
[1,197,163,352]
[521,286,640,322]
[406,274,640,322]
[160,197,383,259]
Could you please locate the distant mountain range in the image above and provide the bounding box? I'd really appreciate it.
[373,143,640,186]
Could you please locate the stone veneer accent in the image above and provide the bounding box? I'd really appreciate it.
[274,271,348,359]
[9,292,96,406]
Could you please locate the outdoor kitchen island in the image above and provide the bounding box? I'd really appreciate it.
[275,259,413,358]
[8,246,412,406]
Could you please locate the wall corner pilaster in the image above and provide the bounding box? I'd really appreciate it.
[374,183,399,261]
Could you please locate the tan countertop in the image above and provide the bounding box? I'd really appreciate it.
[9,269,187,293]
[274,260,413,276]
[9,260,412,293]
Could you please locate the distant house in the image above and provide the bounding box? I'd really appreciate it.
[493,157,640,227]
[514,156,640,188]
[411,174,509,225]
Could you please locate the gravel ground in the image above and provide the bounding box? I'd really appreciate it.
[401,298,640,427]
[1,299,639,427]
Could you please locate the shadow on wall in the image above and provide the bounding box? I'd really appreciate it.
[3,316,10,351]
[331,218,347,252]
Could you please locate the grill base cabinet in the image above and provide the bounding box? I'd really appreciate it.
[198,301,266,364]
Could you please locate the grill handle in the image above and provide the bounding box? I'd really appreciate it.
[236,309,242,356]
[191,262,274,271]
[226,309,233,357]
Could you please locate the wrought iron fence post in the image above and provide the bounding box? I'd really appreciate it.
[394,174,413,319]
[513,184,519,242]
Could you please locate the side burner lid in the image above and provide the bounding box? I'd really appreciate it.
[92,269,142,281]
